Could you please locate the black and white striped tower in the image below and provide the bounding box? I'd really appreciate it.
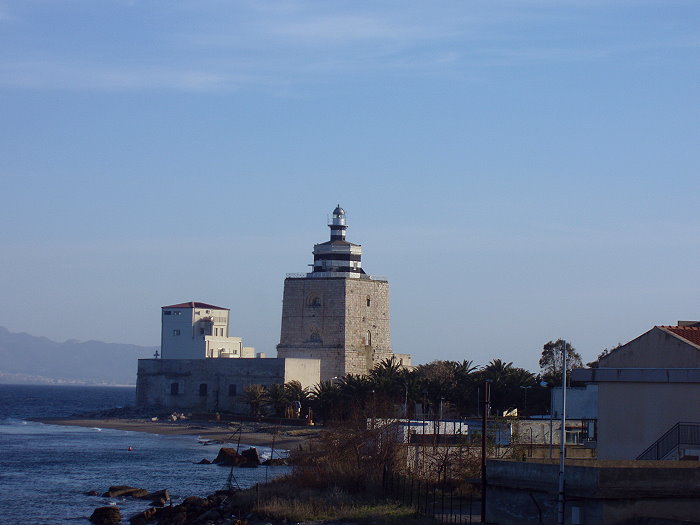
[310,205,365,277]
[329,204,347,241]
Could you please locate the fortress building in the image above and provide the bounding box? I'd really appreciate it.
[276,205,411,381]
[160,301,256,359]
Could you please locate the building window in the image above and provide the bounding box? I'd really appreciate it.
[199,328,205,335]
[173,329,181,336]
[173,311,181,316]
[365,330,372,346]
[199,383,208,397]
[307,295,321,307]
[170,382,179,395]
[164,311,172,316]
[228,384,237,396]
[366,296,371,307]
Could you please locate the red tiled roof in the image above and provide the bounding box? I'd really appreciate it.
[660,326,700,347]
[162,302,229,310]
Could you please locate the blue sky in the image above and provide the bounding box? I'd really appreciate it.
[1,1,698,372]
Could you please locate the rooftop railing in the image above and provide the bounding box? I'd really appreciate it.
[637,422,700,460]
[285,272,387,280]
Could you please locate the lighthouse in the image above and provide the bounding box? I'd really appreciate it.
[310,205,364,277]
[277,205,411,380]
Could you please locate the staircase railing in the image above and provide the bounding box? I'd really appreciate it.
[637,422,700,460]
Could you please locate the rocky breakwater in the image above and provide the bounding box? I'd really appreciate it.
[88,486,170,524]
[90,447,288,524]
[129,492,245,525]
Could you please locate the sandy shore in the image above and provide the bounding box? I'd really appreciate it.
[34,417,320,450]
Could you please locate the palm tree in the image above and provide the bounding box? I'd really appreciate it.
[310,379,341,422]
[284,380,309,405]
[338,374,375,420]
[266,383,289,417]
[243,384,268,417]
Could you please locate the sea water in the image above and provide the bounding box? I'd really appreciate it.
[0,384,290,524]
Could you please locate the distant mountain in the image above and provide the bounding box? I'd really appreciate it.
[0,326,156,386]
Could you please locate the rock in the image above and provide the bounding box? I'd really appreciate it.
[128,507,157,524]
[89,506,121,524]
[85,490,100,496]
[212,447,245,466]
[240,447,260,467]
[102,485,149,498]
[144,488,169,501]
[198,458,211,464]
[261,458,288,466]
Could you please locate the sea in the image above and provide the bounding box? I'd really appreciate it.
[0,384,290,524]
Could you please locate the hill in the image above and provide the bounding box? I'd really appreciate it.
[0,326,155,386]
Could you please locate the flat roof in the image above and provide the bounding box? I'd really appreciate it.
[162,301,229,310]
[573,367,700,383]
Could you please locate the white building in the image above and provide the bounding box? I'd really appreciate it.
[160,301,256,359]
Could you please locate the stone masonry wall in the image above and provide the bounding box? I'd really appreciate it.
[136,357,320,412]
[277,277,397,380]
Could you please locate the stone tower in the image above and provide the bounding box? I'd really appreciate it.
[277,205,410,381]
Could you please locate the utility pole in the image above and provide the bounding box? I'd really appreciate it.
[557,342,567,525]
[481,380,491,524]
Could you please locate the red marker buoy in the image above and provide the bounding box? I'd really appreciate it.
[128,446,133,451]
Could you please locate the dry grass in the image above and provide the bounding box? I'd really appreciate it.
[229,423,469,524]
[236,477,439,524]
[227,423,443,524]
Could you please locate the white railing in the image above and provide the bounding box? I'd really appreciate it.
[285,272,387,281]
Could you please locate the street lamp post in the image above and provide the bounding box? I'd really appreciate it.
[480,380,491,524]
[520,385,532,419]
[403,382,409,419]
[557,343,567,525]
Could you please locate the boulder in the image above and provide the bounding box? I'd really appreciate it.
[198,458,211,464]
[144,489,169,501]
[240,447,260,467]
[128,507,157,525]
[85,490,100,496]
[212,447,245,466]
[102,485,149,498]
[182,495,206,507]
[261,458,288,466]
[89,506,121,524]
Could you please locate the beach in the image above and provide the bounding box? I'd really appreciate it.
[35,416,320,450]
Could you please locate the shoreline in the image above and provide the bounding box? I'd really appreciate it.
[33,417,319,450]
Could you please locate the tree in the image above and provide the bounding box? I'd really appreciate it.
[284,380,309,406]
[477,359,536,416]
[310,379,341,422]
[243,384,268,416]
[539,339,583,385]
[266,383,289,416]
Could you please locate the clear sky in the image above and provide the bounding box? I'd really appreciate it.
[1,1,698,373]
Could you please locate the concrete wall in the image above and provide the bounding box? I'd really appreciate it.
[550,385,598,419]
[597,381,700,459]
[136,357,320,412]
[487,459,700,525]
[600,327,700,368]
[161,306,230,359]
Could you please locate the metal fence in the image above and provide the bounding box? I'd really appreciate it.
[637,422,700,460]
[382,468,480,523]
